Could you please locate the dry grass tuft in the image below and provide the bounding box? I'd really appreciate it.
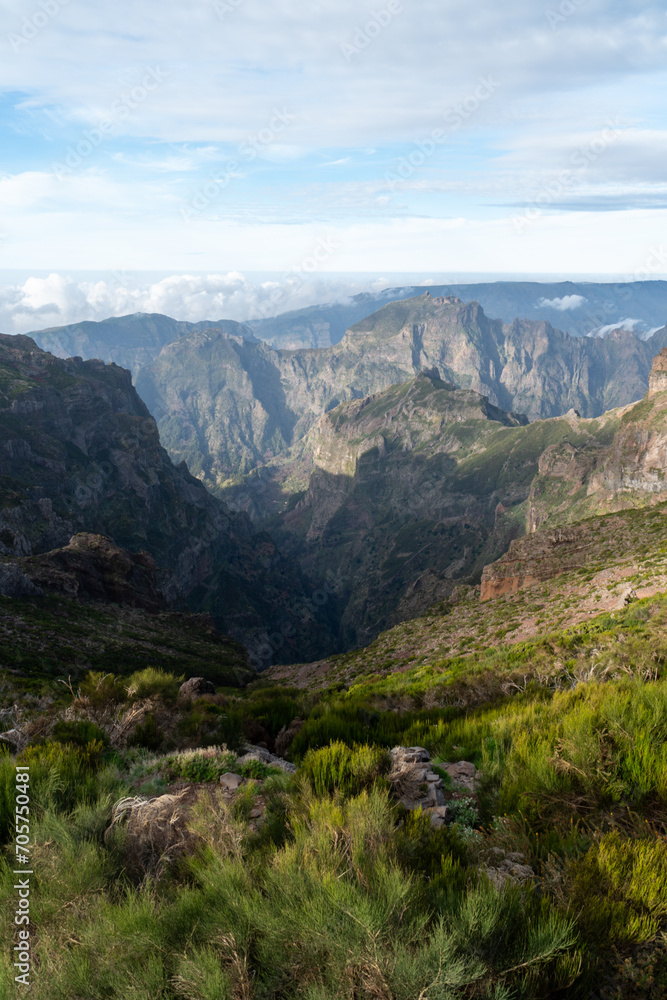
[106,791,200,878]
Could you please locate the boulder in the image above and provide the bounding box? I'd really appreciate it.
[179,677,216,700]
[219,772,243,790]
[237,744,297,774]
[442,760,478,793]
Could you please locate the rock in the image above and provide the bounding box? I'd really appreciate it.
[389,746,445,812]
[179,677,216,701]
[18,533,169,611]
[219,772,243,790]
[615,586,636,610]
[237,745,297,774]
[480,849,534,889]
[0,562,43,599]
[426,806,448,828]
[648,347,667,397]
[248,806,263,820]
[442,761,478,793]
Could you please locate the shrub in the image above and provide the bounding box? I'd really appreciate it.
[79,671,128,709]
[51,719,110,748]
[447,796,479,829]
[128,714,163,751]
[300,741,390,797]
[568,831,667,945]
[165,749,237,784]
[238,759,280,781]
[14,740,105,816]
[126,667,181,702]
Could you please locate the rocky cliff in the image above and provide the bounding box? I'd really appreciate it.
[264,370,608,651]
[0,334,332,663]
[136,295,665,495]
[480,349,667,601]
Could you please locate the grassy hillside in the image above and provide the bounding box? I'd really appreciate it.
[4,587,667,996]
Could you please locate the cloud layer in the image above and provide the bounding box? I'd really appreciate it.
[0,0,666,271]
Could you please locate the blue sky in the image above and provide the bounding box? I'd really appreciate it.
[0,0,666,330]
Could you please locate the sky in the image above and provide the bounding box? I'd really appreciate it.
[0,0,666,332]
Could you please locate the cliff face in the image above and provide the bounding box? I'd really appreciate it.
[0,335,332,664]
[267,371,600,649]
[648,347,667,397]
[136,295,663,493]
[481,349,667,601]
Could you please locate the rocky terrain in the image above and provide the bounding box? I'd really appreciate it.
[0,334,332,663]
[263,370,573,651]
[247,279,667,346]
[267,352,667,683]
[32,313,257,379]
[137,294,666,495]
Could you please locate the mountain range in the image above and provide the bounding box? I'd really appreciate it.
[134,293,666,495]
[246,279,667,348]
[6,285,667,666]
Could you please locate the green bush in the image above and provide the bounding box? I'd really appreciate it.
[238,759,281,781]
[447,796,479,829]
[300,741,390,797]
[125,667,181,702]
[79,671,128,709]
[128,713,163,751]
[165,749,237,784]
[51,719,110,748]
[568,831,667,945]
[13,740,105,817]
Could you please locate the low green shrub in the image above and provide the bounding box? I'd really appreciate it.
[128,713,163,751]
[51,719,110,748]
[164,748,236,784]
[447,796,479,829]
[79,670,128,709]
[238,759,280,781]
[300,741,390,797]
[125,667,181,703]
[568,831,667,946]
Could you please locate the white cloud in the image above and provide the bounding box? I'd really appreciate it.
[0,271,400,335]
[537,294,588,310]
[588,317,666,339]
[1,1,666,147]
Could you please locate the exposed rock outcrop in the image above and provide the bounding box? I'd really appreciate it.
[389,746,448,827]
[17,533,170,611]
[648,347,667,397]
[136,295,662,491]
